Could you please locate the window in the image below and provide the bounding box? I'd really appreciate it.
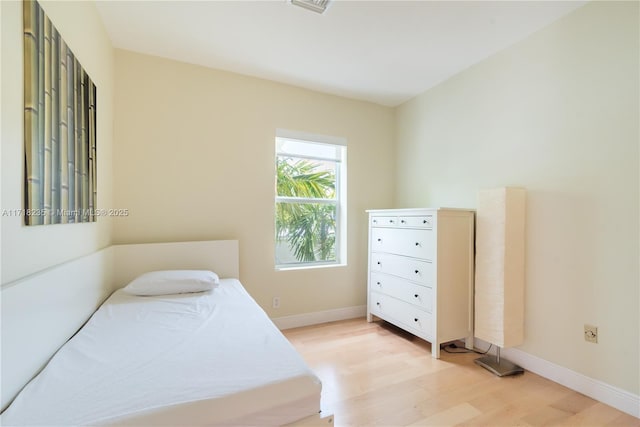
[275,132,346,269]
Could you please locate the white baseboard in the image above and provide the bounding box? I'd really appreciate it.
[475,339,640,419]
[272,305,366,330]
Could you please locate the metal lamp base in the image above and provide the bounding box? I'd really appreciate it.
[474,354,524,377]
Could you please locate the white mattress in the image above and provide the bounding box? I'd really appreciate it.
[1,279,321,426]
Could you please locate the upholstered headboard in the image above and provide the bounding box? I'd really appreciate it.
[0,240,239,411]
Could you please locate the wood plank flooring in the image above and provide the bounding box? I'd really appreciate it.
[283,318,639,427]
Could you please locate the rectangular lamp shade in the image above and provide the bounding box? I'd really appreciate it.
[474,187,526,348]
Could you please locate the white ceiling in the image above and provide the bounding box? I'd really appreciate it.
[95,0,586,107]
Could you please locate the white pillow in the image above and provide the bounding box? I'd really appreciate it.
[122,270,220,296]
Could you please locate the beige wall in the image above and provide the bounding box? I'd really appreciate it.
[396,1,639,394]
[1,0,114,284]
[113,49,395,317]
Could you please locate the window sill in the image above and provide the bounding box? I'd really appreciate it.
[275,262,346,272]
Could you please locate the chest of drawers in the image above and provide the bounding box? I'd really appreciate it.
[366,208,475,358]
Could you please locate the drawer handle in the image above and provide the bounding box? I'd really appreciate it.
[423,219,429,224]
[389,219,394,224]
[414,294,419,298]
[376,281,382,286]
[377,261,382,265]
[376,302,381,306]
[400,219,406,224]
[415,242,420,246]
[414,318,419,322]
[414,270,420,274]
[377,238,382,242]
[373,219,378,224]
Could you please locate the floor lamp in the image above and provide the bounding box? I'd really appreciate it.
[474,187,526,376]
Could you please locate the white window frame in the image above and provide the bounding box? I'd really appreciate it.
[275,129,347,270]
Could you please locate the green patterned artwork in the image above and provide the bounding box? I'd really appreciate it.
[23,0,97,225]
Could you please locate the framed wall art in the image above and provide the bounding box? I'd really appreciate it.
[23,0,97,225]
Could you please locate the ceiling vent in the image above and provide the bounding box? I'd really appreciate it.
[290,0,331,14]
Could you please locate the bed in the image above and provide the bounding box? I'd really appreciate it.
[0,240,332,426]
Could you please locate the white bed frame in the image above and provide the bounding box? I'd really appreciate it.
[1,240,334,426]
[1,240,238,411]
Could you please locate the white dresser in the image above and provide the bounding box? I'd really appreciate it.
[366,208,475,358]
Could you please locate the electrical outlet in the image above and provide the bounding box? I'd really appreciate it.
[584,324,598,343]
[272,297,280,309]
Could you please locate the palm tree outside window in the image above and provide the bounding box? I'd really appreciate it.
[275,135,346,269]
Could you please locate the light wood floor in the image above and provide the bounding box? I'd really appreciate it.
[283,318,639,427]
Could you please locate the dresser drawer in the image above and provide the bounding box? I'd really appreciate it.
[370,272,433,312]
[370,253,433,286]
[369,291,432,338]
[370,216,398,227]
[371,227,434,259]
[398,215,434,229]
